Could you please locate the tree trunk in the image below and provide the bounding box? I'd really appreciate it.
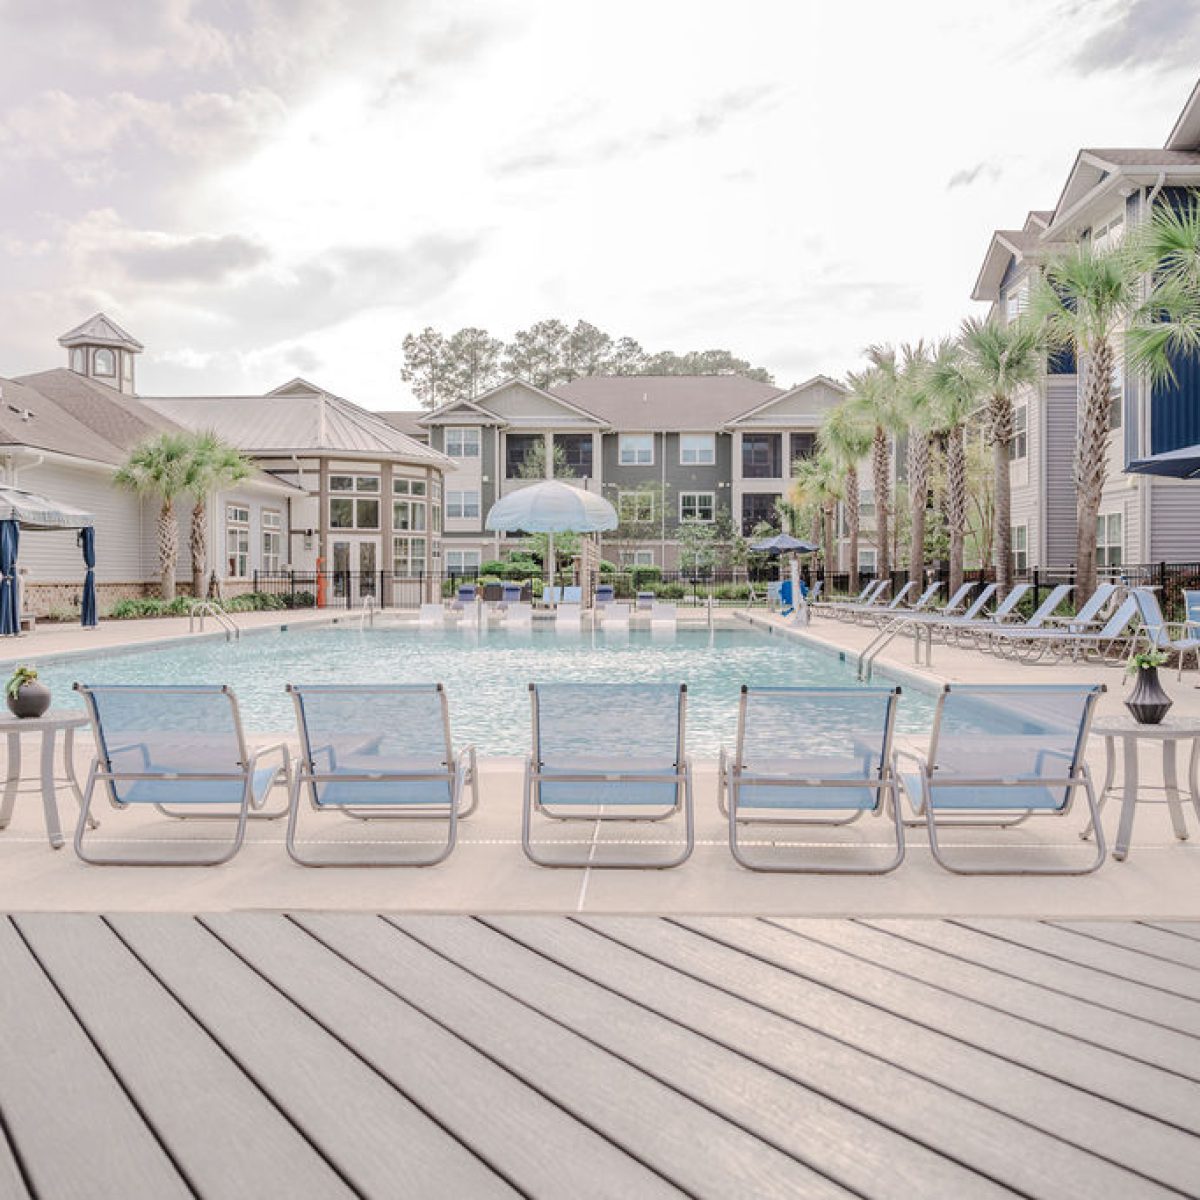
[1074,339,1114,604]
[907,431,929,588]
[822,501,835,592]
[989,393,1014,595]
[190,494,207,599]
[846,465,859,595]
[945,424,967,598]
[872,427,891,580]
[158,498,178,603]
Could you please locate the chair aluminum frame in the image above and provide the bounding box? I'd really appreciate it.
[719,685,904,873]
[285,683,474,867]
[73,683,288,867]
[522,682,694,869]
[899,683,1107,874]
[1131,588,1200,679]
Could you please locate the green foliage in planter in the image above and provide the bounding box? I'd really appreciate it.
[5,665,38,701]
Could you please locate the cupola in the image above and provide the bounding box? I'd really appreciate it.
[58,312,143,395]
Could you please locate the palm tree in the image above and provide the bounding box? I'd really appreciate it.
[899,341,935,588]
[185,431,252,599]
[819,401,872,594]
[847,346,905,582]
[1032,226,1200,601]
[789,454,843,591]
[959,315,1043,594]
[925,337,984,597]
[113,433,193,602]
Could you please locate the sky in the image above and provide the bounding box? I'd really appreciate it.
[1,0,1199,408]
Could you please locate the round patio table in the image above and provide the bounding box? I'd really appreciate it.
[1087,714,1200,861]
[0,709,92,850]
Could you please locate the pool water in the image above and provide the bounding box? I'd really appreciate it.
[31,623,936,756]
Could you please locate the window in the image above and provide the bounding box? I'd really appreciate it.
[554,434,593,478]
[70,348,83,373]
[505,433,542,477]
[225,505,250,577]
[93,348,115,377]
[859,488,875,519]
[393,499,426,531]
[328,475,380,529]
[445,549,481,575]
[1011,524,1028,572]
[445,427,481,458]
[618,491,654,523]
[1092,212,1125,254]
[620,550,655,566]
[741,492,780,536]
[858,548,877,573]
[679,433,715,465]
[1005,282,1028,324]
[392,536,427,575]
[1097,512,1123,568]
[1009,404,1028,461]
[261,510,282,572]
[618,433,654,465]
[789,432,816,464]
[1108,353,1124,431]
[679,492,715,522]
[741,433,781,478]
[446,490,480,520]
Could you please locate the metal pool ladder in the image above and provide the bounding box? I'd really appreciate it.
[357,595,378,629]
[857,615,932,681]
[188,600,241,642]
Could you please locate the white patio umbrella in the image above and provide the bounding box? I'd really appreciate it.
[484,480,618,598]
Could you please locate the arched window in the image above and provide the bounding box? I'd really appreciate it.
[94,348,115,376]
[70,348,84,373]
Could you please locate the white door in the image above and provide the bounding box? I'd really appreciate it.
[331,536,379,606]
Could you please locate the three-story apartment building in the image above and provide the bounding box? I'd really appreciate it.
[384,373,848,571]
[971,79,1200,573]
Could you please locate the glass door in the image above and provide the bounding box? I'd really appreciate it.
[330,537,379,606]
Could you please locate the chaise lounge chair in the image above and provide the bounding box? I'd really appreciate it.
[1131,587,1200,678]
[285,683,476,866]
[966,583,1072,650]
[898,683,1106,874]
[522,682,693,868]
[72,683,289,866]
[986,594,1136,663]
[720,685,904,873]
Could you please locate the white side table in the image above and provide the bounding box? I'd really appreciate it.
[1089,715,1200,861]
[0,710,92,850]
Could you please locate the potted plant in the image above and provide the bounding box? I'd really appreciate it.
[6,665,51,719]
[1125,649,1172,725]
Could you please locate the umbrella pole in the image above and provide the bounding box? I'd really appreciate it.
[547,531,556,608]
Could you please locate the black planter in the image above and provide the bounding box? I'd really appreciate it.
[1125,665,1173,725]
[7,680,50,719]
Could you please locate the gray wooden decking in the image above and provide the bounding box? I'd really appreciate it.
[1,917,1198,1199]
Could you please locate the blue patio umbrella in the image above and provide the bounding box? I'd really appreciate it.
[485,480,618,597]
[749,533,819,554]
[79,526,97,627]
[1126,444,1200,479]
[0,520,18,636]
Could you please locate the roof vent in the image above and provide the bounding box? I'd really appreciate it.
[7,403,33,422]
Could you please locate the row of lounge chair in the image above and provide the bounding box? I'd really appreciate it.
[69,679,1110,876]
[817,578,1200,668]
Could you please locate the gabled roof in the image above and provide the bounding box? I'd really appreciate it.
[145,384,452,465]
[1026,210,1054,231]
[376,410,428,438]
[1166,77,1200,151]
[724,375,848,428]
[0,374,130,465]
[57,312,144,352]
[418,395,509,426]
[551,374,781,431]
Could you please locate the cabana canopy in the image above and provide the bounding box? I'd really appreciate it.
[0,485,96,634]
[1126,444,1200,479]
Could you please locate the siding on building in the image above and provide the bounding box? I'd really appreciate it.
[1149,478,1200,560]
[1044,376,1079,568]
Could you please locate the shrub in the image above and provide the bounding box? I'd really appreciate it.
[630,565,662,591]
[479,560,507,577]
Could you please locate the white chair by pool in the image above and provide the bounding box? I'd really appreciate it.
[285,683,476,867]
[419,602,446,626]
[555,603,582,629]
[720,685,904,873]
[523,682,693,868]
[897,683,1106,874]
[650,602,677,627]
[602,601,631,627]
[503,601,533,627]
[72,683,289,866]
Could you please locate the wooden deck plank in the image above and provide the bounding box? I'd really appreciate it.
[200,913,681,1200]
[583,915,1198,1197]
[0,918,190,1200]
[959,919,1200,1001]
[1053,921,1200,972]
[786,918,1200,1092]
[14,914,353,1200]
[295,912,830,1200]
[391,915,996,1200]
[867,918,1200,1036]
[108,914,516,1200]
[497,916,1165,1200]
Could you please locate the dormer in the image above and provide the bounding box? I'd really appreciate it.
[58,313,144,395]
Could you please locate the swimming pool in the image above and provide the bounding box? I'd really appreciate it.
[28,623,936,756]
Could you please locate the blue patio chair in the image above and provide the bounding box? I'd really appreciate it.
[72,684,289,866]
[969,583,1072,650]
[897,683,1106,874]
[594,583,615,606]
[719,686,903,873]
[987,595,1137,664]
[523,682,693,868]
[453,583,478,608]
[636,590,656,610]
[1131,588,1200,678]
[285,684,476,867]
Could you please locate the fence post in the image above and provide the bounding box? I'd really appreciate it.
[253,569,258,593]
[1032,566,1040,614]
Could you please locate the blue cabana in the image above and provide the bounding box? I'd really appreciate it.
[0,485,96,634]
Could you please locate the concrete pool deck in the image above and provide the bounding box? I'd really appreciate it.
[0,605,1196,918]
